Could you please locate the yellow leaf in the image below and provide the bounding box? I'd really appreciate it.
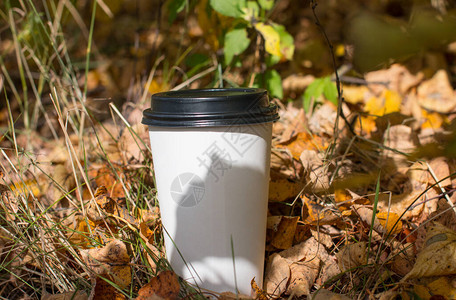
[376,211,403,235]
[365,90,401,116]
[355,116,377,136]
[343,85,369,105]
[9,179,42,198]
[255,22,282,57]
[145,79,169,95]
[268,178,301,202]
[421,109,447,129]
[196,0,232,51]
[403,222,456,280]
[427,277,456,299]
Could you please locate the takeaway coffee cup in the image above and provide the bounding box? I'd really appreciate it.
[142,88,278,294]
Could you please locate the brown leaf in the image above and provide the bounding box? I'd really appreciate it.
[383,124,418,171]
[88,166,126,199]
[119,123,148,162]
[403,222,456,280]
[417,70,456,114]
[271,216,299,249]
[264,253,290,298]
[41,291,88,300]
[92,278,127,300]
[300,150,329,191]
[218,292,253,300]
[268,179,301,202]
[311,289,352,300]
[427,157,451,187]
[335,242,367,272]
[87,186,117,223]
[136,271,180,300]
[365,64,423,95]
[80,240,131,289]
[278,108,307,143]
[286,259,320,296]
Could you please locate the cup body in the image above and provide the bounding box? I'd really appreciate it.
[142,88,278,294]
[148,123,272,294]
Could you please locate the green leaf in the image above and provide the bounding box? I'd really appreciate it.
[224,27,250,65]
[303,78,325,112]
[258,0,274,10]
[241,1,259,21]
[209,0,246,18]
[185,53,210,77]
[167,0,186,24]
[265,70,283,99]
[322,77,338,105]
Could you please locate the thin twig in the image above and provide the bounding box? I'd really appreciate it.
[426,162,456,217]
[310,0,355,136]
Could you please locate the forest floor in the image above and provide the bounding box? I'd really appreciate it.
[1,0,456,299]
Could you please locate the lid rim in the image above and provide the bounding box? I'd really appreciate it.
[142,88,279,128]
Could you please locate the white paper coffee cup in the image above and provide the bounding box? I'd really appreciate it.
[142,89,278,295]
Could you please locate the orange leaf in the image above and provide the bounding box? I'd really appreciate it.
[136,271,180,300]
[251,278,268,300]
[271,216,299,249]
[278,132,329,160]
[301,195,340,225]
[92,278,126,300]
[376,211,403,235]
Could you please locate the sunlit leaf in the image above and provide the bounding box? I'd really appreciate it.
[209,0,245,18]
[255,22,281,57]
[258,0,274,10]
[224,27,250,65]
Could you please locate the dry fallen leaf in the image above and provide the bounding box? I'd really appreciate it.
[136,270,180,300]
[86,186,118,224]
[271,216,299,249]
[80,239,131,289]
[300,150,329,191]
[41,291,88,300]
[311,289,352,300]
[278,132,329,161]
[376,211,403,236]
[336,242,367,272]
[364,64,423,95]
[264,253,290,298]
[268,178,301,202]
[218,292,253,300]
[301,195,340,225]
[286,259,320,297]
[251,278,268,300]
[88,166,126,199]
[383,124,417,170]
[403,222,456,280]
[91,278,127,300]
[417,70,456,114]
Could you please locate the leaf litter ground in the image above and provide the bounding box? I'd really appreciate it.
[2,62,456,299]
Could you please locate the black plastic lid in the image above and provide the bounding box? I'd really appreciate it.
[142,88,279,127]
